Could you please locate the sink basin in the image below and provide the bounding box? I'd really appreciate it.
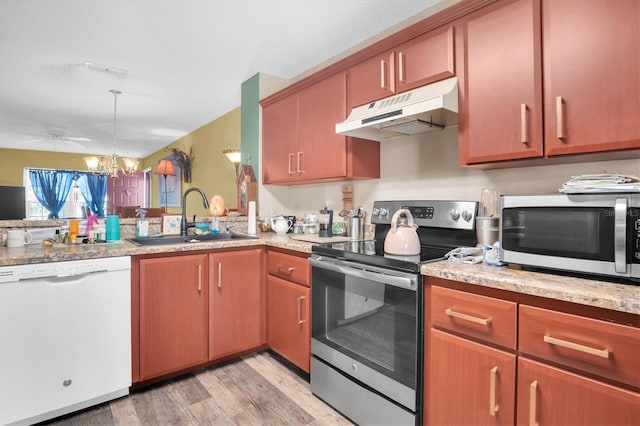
[128,232,257,246]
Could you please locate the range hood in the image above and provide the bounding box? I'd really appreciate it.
[336,77,458,141]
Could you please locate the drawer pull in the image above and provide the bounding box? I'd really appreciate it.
[529,380,538,426]
[543,335,610,359]
[297,296,305,324]
[489,366,499,416]
[445,308,492,326]
[277,264,295,274]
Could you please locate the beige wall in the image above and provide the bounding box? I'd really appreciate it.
[0,149,92,186]
[143,107,240,217]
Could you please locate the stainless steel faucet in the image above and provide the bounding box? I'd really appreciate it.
[181,187,209,236]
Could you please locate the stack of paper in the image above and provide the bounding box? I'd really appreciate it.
[559,174,640,193]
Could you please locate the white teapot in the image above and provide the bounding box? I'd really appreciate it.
[273,216,292,235]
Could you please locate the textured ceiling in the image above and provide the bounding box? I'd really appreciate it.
[0,0,448,159]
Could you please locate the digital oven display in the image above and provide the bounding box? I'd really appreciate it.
[403,206,434,219]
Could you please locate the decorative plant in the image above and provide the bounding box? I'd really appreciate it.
[168,146,192,183]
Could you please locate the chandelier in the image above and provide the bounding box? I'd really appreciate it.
[84,89,139,178]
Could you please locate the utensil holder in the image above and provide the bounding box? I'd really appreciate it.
[348,217,363,240]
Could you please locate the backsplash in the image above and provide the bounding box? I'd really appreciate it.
[259,127,640,221]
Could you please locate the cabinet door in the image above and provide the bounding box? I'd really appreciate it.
[297,72,348,181]
[262,94,298,184]
[267,275,310,372]
[543,0,640,155]
[395,25,455,93]
[209,249,264,360]
[348,50,395,108]
[139,254,208,380]
[517,357,640,426]
[429,329,516,426]
[459,0,543,164]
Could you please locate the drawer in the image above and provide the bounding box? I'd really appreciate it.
[519,305,640,388]
[267,250,310,287]
[431,286,517,350]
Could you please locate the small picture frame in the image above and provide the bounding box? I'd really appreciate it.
[161,214,183,236]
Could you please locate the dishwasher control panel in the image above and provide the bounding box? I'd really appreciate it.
[0,256,131,283]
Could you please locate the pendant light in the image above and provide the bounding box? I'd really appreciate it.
[85,89,139,178]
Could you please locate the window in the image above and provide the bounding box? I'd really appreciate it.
[23,168,103,220]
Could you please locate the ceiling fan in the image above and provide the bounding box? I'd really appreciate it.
[23,130,92,148]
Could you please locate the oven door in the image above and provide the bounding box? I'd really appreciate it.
[309,255,420,411]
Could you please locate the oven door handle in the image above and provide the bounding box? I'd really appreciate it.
[309,257,417,290]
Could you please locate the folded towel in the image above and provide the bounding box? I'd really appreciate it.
[559,173,640,193]
[445,246,484,264]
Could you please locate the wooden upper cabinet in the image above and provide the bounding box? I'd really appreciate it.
[459,0,544,165]
[262,71,380,185]
[348,50,395,109]
[459,0,639,166]
[262,94,298,184]
[542,0,640,156]
[297,72,348,181]
[347,25,455,109]
[395,25,455,93]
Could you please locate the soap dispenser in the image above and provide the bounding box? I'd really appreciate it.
[135,208,149,238]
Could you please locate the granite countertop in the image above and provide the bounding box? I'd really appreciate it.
[0,232,315,267]
[2,233,638,315]
[422,261,640,315]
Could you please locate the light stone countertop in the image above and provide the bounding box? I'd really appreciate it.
[422,261,640,315]
[1,232,637,315]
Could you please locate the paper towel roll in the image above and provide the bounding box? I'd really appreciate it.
[247,201,256,235]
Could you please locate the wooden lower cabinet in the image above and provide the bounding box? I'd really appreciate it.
[266,275,310,372]
[208,249,264,360]
[138,254,209,381]
[517,357,640,426]
[429,329,516,426]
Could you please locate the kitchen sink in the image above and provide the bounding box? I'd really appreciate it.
[127,232,257,246]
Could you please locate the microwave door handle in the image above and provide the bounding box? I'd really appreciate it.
[614,198,627,274]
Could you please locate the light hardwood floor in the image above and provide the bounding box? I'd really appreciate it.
[43,351,353,425]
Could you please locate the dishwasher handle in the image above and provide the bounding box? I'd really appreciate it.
[309,255,418,290]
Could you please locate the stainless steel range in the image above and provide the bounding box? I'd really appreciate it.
[309,200,478,425]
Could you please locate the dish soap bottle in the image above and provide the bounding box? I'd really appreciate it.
[135,208,149,238]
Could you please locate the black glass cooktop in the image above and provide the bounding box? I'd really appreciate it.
[311,239,451,274]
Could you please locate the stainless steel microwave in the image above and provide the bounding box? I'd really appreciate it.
[500,193,639,280]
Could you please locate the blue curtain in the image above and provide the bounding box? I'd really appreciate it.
[28,170,75,219]
[77,173,107,217]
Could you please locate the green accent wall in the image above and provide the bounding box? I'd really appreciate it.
[241,73,260,179]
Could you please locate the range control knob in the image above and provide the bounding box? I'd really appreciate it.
[461,210,473,222]
[379,208,388,217]
[372,208,380,216]
[450,209,460,221]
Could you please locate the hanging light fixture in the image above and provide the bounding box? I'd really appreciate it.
[85,89,139,178]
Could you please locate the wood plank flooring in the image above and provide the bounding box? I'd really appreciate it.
[43,351,353,426]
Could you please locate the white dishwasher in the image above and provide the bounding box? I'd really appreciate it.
[0,256,131,426]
